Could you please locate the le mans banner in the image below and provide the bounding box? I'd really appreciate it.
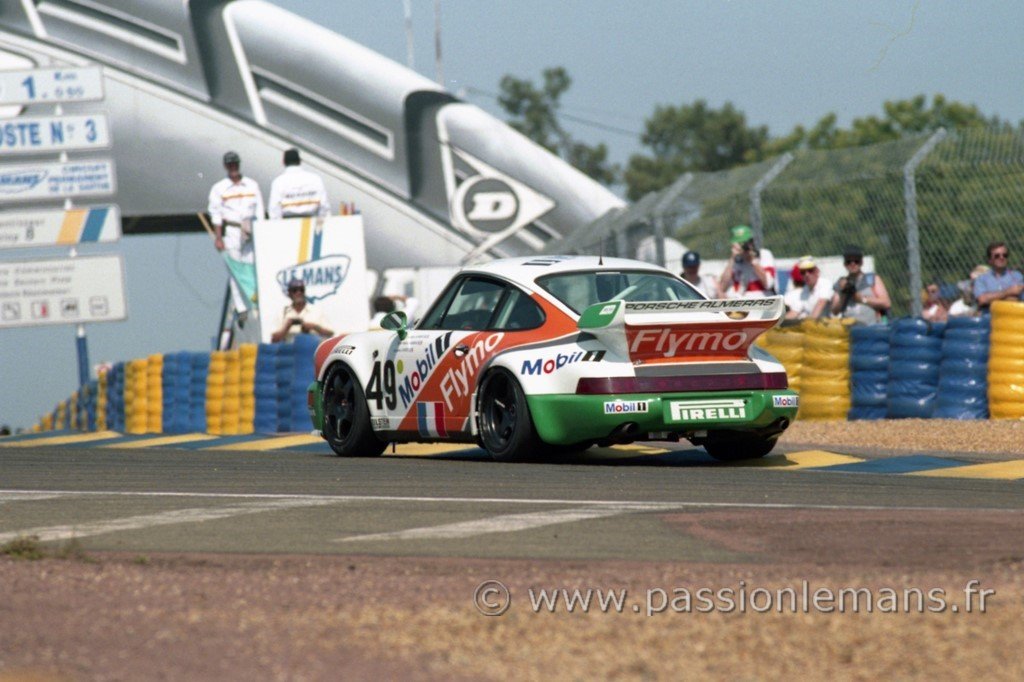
[253,215,370,343]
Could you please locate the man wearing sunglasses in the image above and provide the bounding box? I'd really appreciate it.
[830,245,891,325]
[973,241,1024,313]
[270,279,334,343]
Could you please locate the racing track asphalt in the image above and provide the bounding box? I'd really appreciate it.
[1,443,1022,562]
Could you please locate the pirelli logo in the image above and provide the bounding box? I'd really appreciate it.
[668,398,746,422]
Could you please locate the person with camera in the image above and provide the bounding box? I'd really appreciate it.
[830,245,891,325]
[719,225,776,299]
[271,278,334,343]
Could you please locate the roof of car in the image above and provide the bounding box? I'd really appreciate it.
[462,255,671,285]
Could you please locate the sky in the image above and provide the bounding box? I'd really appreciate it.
[3,0,1023,430]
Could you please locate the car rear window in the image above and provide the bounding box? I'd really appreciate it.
[537,270,703,314]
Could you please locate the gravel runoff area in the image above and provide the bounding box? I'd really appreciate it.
[781,418,1024,457]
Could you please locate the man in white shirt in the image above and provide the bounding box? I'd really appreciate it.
[784,256,831,320]
[268,148,330,220]
[207,151,265,317]
[271,279,334,343]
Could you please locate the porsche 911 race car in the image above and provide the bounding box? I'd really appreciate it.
[308,255,798,461]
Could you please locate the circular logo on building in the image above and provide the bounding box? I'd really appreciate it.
[453,177,520,233]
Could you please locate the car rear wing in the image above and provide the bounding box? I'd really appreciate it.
[577,297,785,362]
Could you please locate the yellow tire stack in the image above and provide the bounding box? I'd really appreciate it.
[69,390,79,431]
[146,354,164,433]
[221,349,242,435]
[206,351,227,434]
[798,319,852,420]
[239,344,257,434]
[756,326,805,393]
[96,369,108,431]
[125,358,149,434]
[988,300,1024,419]
[54,401,67,430]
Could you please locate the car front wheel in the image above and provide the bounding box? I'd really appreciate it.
[322,364,387,457]
[478,369,541,462]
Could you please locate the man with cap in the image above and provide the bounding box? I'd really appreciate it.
[680,250,721,299]
[719,225,776,299]
[784,256,831,320]
[207,151,265,317]
[270,278,334,343]
[830,245,891,324]
[268,148,330,220]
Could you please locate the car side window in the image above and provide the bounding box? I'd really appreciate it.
[490,288,545,331]
[420,276,506,331]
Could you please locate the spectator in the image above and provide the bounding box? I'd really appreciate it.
[719,225,776,298]
[973,241,1024,313]
[830,245,891,325]
[207,151,265,318]
[369,294,419,328]
[921,281,950,323]
[680,251,721,298]
[270,279,334,343]
[268,148,330,220]
[784,256,830,320]
[949,265,989,317]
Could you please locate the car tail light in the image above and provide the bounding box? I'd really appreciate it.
[576,372,788,394]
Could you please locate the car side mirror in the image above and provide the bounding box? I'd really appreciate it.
[380,310,408,340]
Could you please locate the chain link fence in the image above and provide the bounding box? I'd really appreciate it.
[547,128,1024,317]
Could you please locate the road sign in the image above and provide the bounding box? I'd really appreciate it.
[0,205,121,250]
[0,254,127,329]
[0,159,116,202]
[0,66,103,105]
[0,114,110,154]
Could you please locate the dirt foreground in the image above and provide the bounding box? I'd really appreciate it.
[781,418,1024,456]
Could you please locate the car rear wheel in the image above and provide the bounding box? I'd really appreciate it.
[703,434,778,461]
[478,369,541,462]
[322,364,387,457]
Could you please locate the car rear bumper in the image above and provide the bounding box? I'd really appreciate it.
[526,389,799,445]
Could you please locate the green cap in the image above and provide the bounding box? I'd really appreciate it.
[730,225,753,244]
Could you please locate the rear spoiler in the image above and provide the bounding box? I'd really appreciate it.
[577,297,785,362]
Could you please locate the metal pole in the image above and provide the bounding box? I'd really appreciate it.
[403,0,415,70]
[433,0,444,87]
[651,172,694,268]
[749,152,794,246]
[903,128,947,318]
[76,324,90,388]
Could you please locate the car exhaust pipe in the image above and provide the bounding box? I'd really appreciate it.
[597,422,639,446]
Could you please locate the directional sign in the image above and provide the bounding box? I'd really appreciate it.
[0,114,110,154]
[0,254,127,329]
[0,66,103,105]
[0,205,121,250]
[0,159,116,202]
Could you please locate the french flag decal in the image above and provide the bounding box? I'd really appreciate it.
[417,402,448,438]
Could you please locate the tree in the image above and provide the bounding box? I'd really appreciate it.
[497,67,618,186]
[623,100,768,200]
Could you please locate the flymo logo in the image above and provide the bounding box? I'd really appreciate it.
[628,328,754,357]
[669,399,746,422]
[448,149,554,237]
[773,394,799,408]
[0,170,47,194]
[440,332,505,410]
[276,255,350,304]
[603,400,649,414]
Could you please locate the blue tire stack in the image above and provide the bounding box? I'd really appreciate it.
[848,325,890,420]
[254,344,280,433]
[935,316,990,419]
[189,352,210,432]
[275,343,297,432]
[160,352,191,433]
[286,334,320,432]
[887,318,944,419]
[106,362,125,432]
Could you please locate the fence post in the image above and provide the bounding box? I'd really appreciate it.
[749,152,794,245]
[651,172,694,268]
[903,128,947,318]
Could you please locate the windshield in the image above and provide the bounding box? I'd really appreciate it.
[536,270,703,314]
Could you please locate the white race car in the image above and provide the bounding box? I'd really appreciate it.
[309,256,797,461]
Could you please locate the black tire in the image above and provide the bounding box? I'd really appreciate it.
[703,434,778,462]
[322,364,387,457]
[478,369,542,462]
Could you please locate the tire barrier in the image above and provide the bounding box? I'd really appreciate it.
[146,354,163,434]
[206,351,227,435]
[189,353,209,433]
[936,316,990,419]
[106,362,125,433]
[798,319,851,420]
[989,300,1024,419]
[756,327,805,394]
[239,344,257,435]
[887,318,943,419]
[221,349,242,435]
[848,324,890,421]
[280,334,319,432]
[125,358,149,434]
[254,344,280,433]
